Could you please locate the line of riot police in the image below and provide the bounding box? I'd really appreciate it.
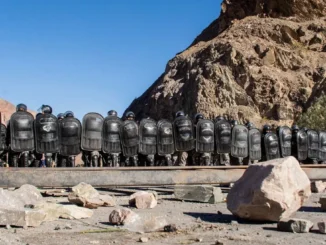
[0,104,324,167]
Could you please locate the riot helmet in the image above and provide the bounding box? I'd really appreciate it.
[263,124,272,134]
[16,103,27,112]
[246,122,255,130]
[64,111,74,118]
[215,115,224,122]
[175,111,185,118]
[230,120,239,128]
[292,125,300,132]
[108,110,118,117]
[57,113,64,120]
[39,104,52,114]
[194,113,204,124]
[125,111,135,121]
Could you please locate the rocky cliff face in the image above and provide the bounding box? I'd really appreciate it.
[125,0,326,127]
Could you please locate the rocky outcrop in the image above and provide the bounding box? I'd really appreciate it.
[125,0,326,127]
[227,157,311,221]
[0,98,36,124]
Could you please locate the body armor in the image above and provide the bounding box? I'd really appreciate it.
[307,129,319,160]
[34,114,59,153]
[59,117,81,156]
[196,119,214,153]
[248,128,261,161]
[278,126,292,157]
[296,130,308,161]
[120,120,139,157]
[0,124,7,152]
[102,116,122,154]
[231,125,248,158]
[81,113,104,151]
[173,116,194,152]
[319,131,326,162]
[157,119,174,156]
[10,111,35,152]
[139,118,157,155]
[215,119,231,154]
[264,133,280,160]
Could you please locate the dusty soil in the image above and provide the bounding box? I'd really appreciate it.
[1,188,326,245]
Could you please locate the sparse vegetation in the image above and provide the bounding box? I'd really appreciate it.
[297,96,326,130]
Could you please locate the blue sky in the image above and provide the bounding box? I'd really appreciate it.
[0,0,221,120]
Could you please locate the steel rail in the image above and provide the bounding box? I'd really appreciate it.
[0,165,324,188]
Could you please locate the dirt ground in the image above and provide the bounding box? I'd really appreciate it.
[1,187,326,245]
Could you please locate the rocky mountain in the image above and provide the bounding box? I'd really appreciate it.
[125,0,326,127]
[0,98,36,125]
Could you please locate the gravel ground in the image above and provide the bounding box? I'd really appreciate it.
[0,189,325,245]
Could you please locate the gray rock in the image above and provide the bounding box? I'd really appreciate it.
[139,237,149,243]
[277,218,313,233]
[311,181,326,193]
[0,208,46,227]
[174,185,224,203]
[318,221,326,234]
[68,182,116,209]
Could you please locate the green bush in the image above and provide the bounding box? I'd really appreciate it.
[297,96,326,130]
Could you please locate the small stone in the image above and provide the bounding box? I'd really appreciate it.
[277,218,313,233]
[215,240,224,245]
[266,234,272,237]
[217,211,223,215]
[318,221,326,234]
[139,237,149,243]
[311,181,326,193]
[109,208,139,225]
[129,191,157,209]
[64,224,72,230]
[5,224,11,229]
[196,217,202,223]
[164,224,177,232]
[54,225,60,230]
[231,220,238,225]
[195,238,203,242]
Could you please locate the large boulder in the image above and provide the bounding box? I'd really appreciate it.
[227,156,311,221]
[129,191,157,209]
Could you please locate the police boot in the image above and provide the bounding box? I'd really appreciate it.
[146,155,154,167]
[132,155,138,167]
[237,157,244,165]
[45,153,53,168]
[92,155,98,167]
[69,156,75,168]
[165,154,172,166]
[202,153,211,166]
[112,154,119,167]
[125,157,130,167]
[11,154,18,168]
[220,153,230,166]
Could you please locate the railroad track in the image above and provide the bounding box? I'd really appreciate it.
[0,164,324,188]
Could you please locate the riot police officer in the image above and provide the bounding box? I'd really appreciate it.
[214,116,231,166]
[194,113,214,166]
[8,103,35,167]
[58,111,81,167]
[0,118,7,167]
[81,112,104,167]
[246,122,261,165]
[231,120,248,165]
[157,119,175,166]
[306,128,319,164]
[173,111,194,166]
[102,110,122,167]
[291,125,308,163]
[139,116,157,166]
[120,111,139,166]
[34,105,59,167]
[262,124,280,161]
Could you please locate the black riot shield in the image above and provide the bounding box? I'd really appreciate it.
[296,130,308,161]
[278,126,292,157]
[248,128,261,161]
[0,124,7,152]
[120,120,139,157]
[264,133,280,160]
[231,125,248,158]
[10,111,35,152]
[319,131,326,162]
[139,119,157,155]
[215,120,231,154]
[102,116,122,154]
[173,116,194,152]
[81,113,104,152]
[34,114,59,153]
[59,117,81,156]
[307,129,319,160]
[196,119,214,153]
[157,119,174,156]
